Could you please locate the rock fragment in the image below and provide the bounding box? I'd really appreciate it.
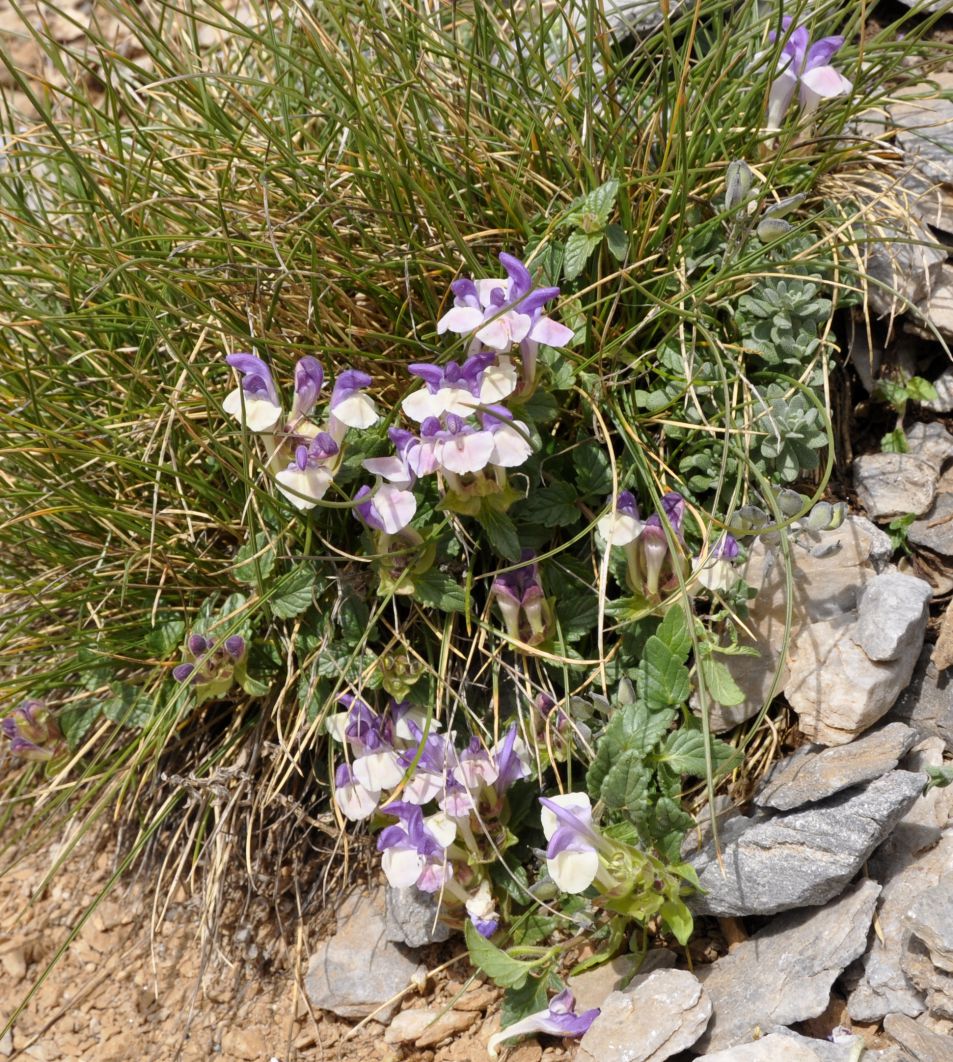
[883,1011,953,1062]
[905,421,953,473]
[890,646,953,752]
[849,833,953,1022]
[384,885,451,947]
[853,453,937,521]
[694,880,880,1053]
[575,968,711,1062]
[567,950,675,1013]
[754,723,918,811]
[305,888,426,1020]
[688,772,924,917]
[786,617,923,745]
[853,572,932,664]
[905,881,953,973]
[909,493,953,559]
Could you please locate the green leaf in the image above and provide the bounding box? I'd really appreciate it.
[516,482,580,528]
[563,231,601,281]
[605,223,628,261]
[659,899,694,946]
[637,635,691,713]
[59,701,101,749]
[145,617,186,657]
[554,592,598,643]
[517,388,559,425]
[655,606,692,661]
[577,179,619,227]
[601,749,653,811]
[572,443,613,498]
[657,728,740,778]
[642,797,695,862]
[233,532,276,585]
[881,428,908,454]
[271,565,317,619]
[925,764,953,791]
[102,683,153,728]
[907,376,938,403]
[501,977,549,1028]
[480,504,522,563]
[413,568,467,613]
[699,656,745,707]
[464,920,534,989]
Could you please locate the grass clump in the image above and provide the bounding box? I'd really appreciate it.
[0,0,950,1037]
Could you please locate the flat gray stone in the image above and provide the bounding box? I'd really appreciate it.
[695,1035,834,1061]
[906,421,953,473]
[892,75,953,188]
[576,968,711,1062]
[786,616,922,746]
[694,880,881,1053]
[688,772,925,917]
[854,452,937,521]
[568,950,676,1013]
[602,0,684,39]
[883,1011,953,1062]
[385,886,451,947]
[900,934,953,1020]
[909,493,953,558]
[862,216,947,321]
[849,833,953,1023]
[911,266,953,343]
[890,646,953,752]
[305,888,426,1020]
[755,723,918,811]
[854,573,932,663]
[905,881,953,972]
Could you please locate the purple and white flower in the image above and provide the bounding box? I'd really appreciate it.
[1,700,61,763]
[334,762,381,821]
[481,406,534,469]
[275,434,339,510]
[400,353,497,422]
[465,880,500,938]
[377,801,456,892]
[693,534,742,593]
[431,414,496,476]
[487,989,600,1059]
[491,550,548,644]
[767,18,851,129]
[437,253,574,388]
[539,793,606,894]
[328,370,380,442]
[223,353,283,432]
[597,490,642,546]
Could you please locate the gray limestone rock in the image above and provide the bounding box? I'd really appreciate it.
[854,573,932,664]
[854,452,937,521]
[849,833,953,1023]
[568,950,676,1013]
[911,266,953,343]
[305,888,426,1020]
[905,421,953,474]
[883,1011,953,1062]
[900,934,953,1020]
[384,885,452,947]
[694,1036,834,1061]
[786,616,922,746]
[602,0,685,40]
[891,646,953,752]
[909,493,953,558]
[862,216,947,321]
[708,518,884,732]
[888,738,953,860]
[694,880,881,1053]
[754,723,918,811]
[575,968,711,1062]
[905,881,953,973]
[688,772,925,917]
[892,75,953,189]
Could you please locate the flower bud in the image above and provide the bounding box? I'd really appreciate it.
[724,160,753,211]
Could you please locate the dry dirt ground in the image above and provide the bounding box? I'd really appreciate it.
[0,818,576,1062]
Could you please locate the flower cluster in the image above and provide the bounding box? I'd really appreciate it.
[223,353,379,510]
[329,694,531,936]
[597,491,688,599]
[1,701,62,763]
[172,632,248,701]
[766,18,851,130]
[490,549,550,645]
